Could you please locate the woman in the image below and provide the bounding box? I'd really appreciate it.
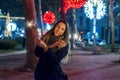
[34,20,69,80]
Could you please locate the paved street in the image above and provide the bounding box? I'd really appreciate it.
[0,50,120,80]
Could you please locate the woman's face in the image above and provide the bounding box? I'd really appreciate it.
[54,22,66,36]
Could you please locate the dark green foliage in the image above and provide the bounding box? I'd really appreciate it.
[15,37,24,44]
[0,40,17,49]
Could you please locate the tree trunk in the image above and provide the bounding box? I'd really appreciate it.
[61,0,66,20]
[109,0,115,52]
[18,0,38,71]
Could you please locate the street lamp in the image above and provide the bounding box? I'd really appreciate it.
[84,0,106,54]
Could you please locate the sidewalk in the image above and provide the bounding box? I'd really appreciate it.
[0,50,120,80]
[0,50,26,57]
[63,51,120,80]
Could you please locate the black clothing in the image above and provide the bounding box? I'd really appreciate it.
[34,44,69,80]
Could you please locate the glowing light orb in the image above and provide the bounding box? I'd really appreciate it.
[84,0,106,20]
[43,11,56,24]
[7,22,17,31]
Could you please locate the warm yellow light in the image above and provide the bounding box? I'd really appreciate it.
[27,21,32,27]
[26,20,36,27]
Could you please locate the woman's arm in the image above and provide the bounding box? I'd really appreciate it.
[34,38,48,58]
[34,45,45,57]
[35,42,69,65]
[35,38,48,52]
[45,44,69,64]
[48,40,66,48]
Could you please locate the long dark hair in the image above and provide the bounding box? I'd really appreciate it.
[41,20,69,43]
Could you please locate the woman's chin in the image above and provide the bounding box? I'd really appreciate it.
[54,34,59,36]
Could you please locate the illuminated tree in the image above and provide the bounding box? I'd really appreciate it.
[69,0,86,8]
[84,0,106,19]
[84,0,106,39]
[60,0,86,19]
[84,0,106,54]
[18,0,38,71]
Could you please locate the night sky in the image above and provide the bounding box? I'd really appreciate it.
[0,0,24,16]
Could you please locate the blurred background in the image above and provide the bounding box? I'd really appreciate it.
[0,0,120,52]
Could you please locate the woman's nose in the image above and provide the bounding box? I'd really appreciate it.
[57,28,61,32]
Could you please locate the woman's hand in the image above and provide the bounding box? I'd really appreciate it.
[35,38,48,52]
[54,40,66,48]
[58,40,66,48]
[48,40,66,48]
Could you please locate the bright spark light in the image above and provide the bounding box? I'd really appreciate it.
[84,0,106,20]
[26,20,36,27]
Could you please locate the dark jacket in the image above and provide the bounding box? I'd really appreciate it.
[34,44,69,80]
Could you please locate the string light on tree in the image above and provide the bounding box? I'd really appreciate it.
[84,0,106,35]
[84,0,106,20]
[69,0,86,8]
[84,0,106,54]
[26,20,36,27]
[59,0,86,14]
